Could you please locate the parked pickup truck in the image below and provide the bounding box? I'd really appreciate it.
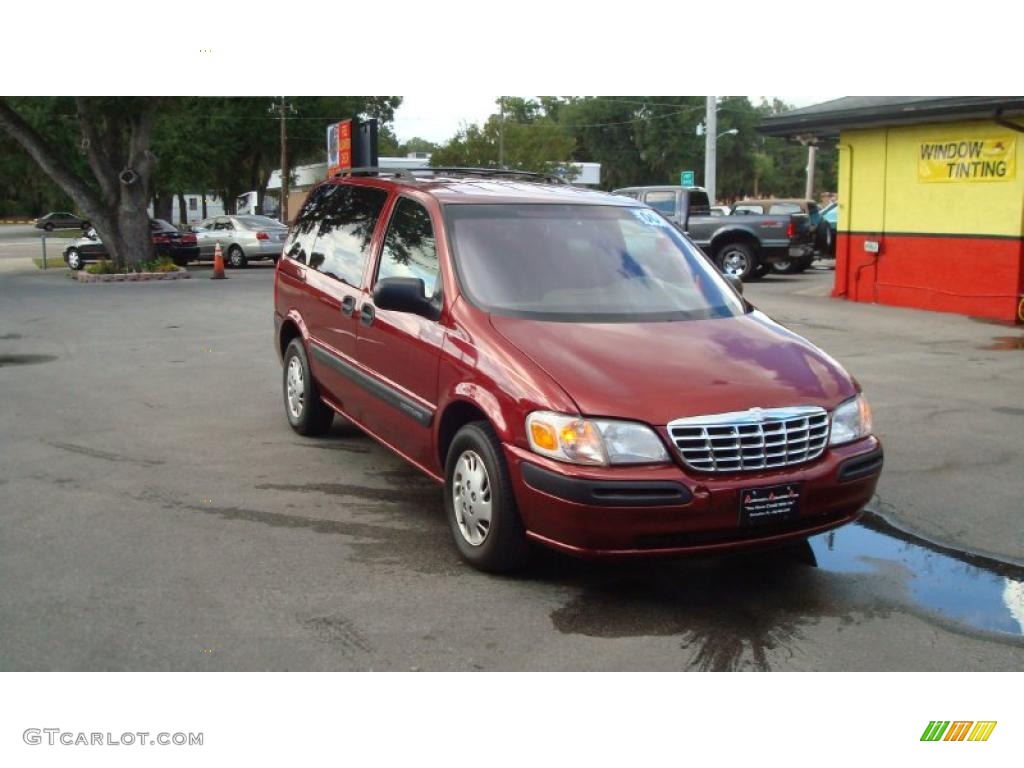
[611,185,814,281]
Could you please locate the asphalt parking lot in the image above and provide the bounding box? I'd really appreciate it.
[1,258,1022,671]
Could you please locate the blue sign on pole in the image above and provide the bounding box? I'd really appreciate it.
[680,170,695,187]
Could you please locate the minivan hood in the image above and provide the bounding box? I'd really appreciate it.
[489,311,855,425]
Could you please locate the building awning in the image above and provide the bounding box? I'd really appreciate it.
[759,96,1024,139]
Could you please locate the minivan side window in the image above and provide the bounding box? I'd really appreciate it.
[308,185,388,286]
[376,198,440,299]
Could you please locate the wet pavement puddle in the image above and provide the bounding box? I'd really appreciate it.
[982,335,1024,351]
[811,512,1024,637]
[549,506,1024,670]
[0,353,57,366]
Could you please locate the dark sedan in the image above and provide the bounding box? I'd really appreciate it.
[63,219,199,270]
[36,212,90,232]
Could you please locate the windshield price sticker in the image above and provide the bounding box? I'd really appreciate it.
[632,208,670,227]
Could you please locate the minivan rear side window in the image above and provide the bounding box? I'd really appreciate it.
[308,185,388,287]
[285,185,331,264]
[377,198,440,299]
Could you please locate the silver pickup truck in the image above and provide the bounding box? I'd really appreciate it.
[611,185,814,281]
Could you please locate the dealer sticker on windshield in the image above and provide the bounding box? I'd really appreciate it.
[631,208,670,227]
[739,483,801,526]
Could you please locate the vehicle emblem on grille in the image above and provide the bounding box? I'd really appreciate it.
[749,407,764,421]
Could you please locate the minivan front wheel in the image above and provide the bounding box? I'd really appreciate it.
[282,338,334,436]
[445,422,529,572]
[716,242,760,282]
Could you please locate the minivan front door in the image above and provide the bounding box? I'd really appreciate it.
[353,195,443,472]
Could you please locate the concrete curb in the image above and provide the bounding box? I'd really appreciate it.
[0,220,38,225]
[74,268,191,283]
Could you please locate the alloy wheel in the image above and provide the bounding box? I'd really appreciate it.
[721,249,749,277]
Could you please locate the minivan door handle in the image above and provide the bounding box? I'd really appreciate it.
[359,303,375,326]
[341,295,356,317]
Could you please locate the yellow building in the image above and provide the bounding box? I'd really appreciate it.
[762,97,1024,324]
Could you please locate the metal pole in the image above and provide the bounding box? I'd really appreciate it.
[498,97,505,169]
[805,144,817,201]
[279,97,289,225]
[704,96,717,204]
[41,234,47,269]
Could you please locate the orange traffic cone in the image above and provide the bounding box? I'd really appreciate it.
[211,242,227,280]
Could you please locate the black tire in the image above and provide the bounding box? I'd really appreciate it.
[44,222,54,232]
[772,257,805,275]
[444,421,530,573]
[227,245,247,268]
[65,248,84,270]
[716,242,760,282]
[282,338,334,436]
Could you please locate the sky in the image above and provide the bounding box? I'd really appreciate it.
[391,96,832,145]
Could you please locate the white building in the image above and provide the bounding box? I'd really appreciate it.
[148,194,225,226]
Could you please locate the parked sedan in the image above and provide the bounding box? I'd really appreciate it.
[62,219,199,270]
[190,215,288,267]
[35,212,90,232]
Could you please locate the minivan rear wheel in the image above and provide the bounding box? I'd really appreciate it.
[445,422,529,572]
[282,338,334,436]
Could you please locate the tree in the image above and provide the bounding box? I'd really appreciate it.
[0,97,157,269]
[431,97,575,175]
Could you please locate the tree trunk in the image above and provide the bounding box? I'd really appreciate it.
[176,191,187,227]
[153,191,173,222]
[0,97,156,270]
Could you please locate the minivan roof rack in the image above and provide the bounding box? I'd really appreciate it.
[332,166,569,184]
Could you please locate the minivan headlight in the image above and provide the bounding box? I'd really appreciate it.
[526,411,669,466]
[829,394,872,446]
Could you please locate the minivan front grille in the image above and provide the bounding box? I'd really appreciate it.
[667,406,829,473]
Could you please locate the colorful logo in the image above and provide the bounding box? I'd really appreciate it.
[921,721,997,742]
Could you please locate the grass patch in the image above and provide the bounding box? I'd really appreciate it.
[85,256,180,275]
[33,256,67,270]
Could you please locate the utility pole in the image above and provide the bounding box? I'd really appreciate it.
[804,143,817,201]
[270,97,294,224]
[498,96,505,169]
[704,96,717,204]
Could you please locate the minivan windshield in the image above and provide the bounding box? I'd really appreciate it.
[446,204,746,322]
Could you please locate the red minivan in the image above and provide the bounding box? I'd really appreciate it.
[273,169,882,572]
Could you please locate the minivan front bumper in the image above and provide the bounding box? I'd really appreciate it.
[504,437,882,558]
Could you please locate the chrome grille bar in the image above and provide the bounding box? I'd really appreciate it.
[667,406,829,472]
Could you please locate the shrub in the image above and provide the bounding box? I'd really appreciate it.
[85,259,118,275]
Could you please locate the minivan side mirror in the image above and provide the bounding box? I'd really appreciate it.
[725,274,743,295]
[373,277,440,320]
